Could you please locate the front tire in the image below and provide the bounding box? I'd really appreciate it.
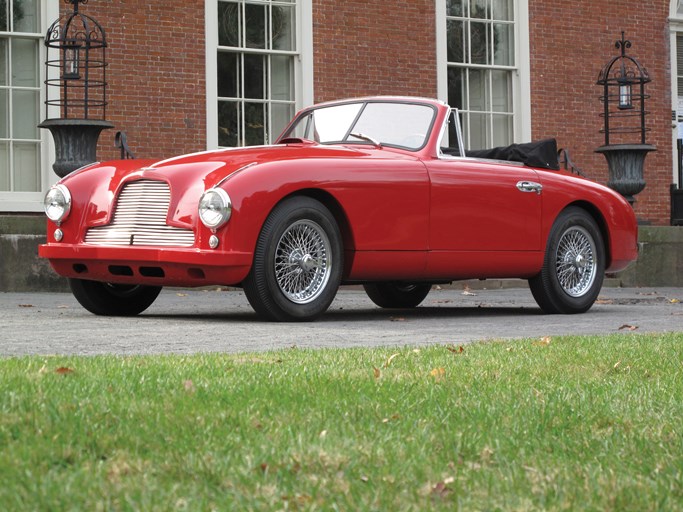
[529,207,605,314]
[364,282,432,308]
[69,278,162,316]
[243,197,343,321]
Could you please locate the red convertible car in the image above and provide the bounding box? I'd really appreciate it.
[40,97,638,321]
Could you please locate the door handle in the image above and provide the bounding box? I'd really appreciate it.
[516,181,542,194]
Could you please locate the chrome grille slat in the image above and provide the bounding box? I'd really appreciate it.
[85,180,195,247]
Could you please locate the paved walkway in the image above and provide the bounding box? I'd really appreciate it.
[1,286,682,356]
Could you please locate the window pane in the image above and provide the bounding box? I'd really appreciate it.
[470,0,489,19]
[468,112,487,149]
[447,67,464,110]
[13,141,39,191]
[272,5,294,51]
[243,53,264,99]
[271,54,291,101]
[0,88,7,137]
[492,114,512,147]
[491,69,511,112]
[271,102,293,140]
[13,0,39,33]
[446,20,464,63]
[493,23,513,66]
[0,37,7,85]
[0,141,8,190]
[470,21,489,65]
[218,1,239,47]
[0,0,7,31]
[244,102,265,145]
[218,100,238,147]
[447,0,464,17]
[217,51,238,98]
[244,3,266,49]
[468,69,488,111]
[11,37,38,86]
[13,88,38,139]
[492,0,512,21]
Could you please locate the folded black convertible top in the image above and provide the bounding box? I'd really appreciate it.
[465,138,560,170]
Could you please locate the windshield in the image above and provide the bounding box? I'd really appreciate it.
[280,101,436,150]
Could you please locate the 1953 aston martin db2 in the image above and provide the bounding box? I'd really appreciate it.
[39,97,638,321]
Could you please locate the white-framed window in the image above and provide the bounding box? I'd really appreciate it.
[206,0,312,149]
[436,0,530,150]
[0,0,58,212]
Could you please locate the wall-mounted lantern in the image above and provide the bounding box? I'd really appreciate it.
[596,32,655,207]
[62,41,82,80]
[38,0,113,178]
[617,78,633,110]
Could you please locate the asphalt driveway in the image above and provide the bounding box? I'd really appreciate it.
[1,286,682,356]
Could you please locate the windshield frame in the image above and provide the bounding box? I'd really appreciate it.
[277,99,439,152]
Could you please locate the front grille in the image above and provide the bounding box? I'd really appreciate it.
[85,180,195,247]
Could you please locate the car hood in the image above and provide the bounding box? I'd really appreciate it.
[62,141,399,229]
[142,141,377,188]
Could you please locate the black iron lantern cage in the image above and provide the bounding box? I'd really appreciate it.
[597,32,651,146]
[43,0,108,121]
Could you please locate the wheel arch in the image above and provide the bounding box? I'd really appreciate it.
[272,188,356,277]
[563,200,612,269]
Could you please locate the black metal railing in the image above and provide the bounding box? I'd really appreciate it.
[114,131,135,159]
[558,148,586,178]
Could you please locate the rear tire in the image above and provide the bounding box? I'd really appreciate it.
[529,207,605,314]
[69,278,162,316]
[364,282,432,308]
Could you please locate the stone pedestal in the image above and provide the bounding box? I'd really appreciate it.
[595,144,655,205]
[39,118,114,178]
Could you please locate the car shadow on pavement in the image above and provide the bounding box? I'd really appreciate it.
[141,305,543,323]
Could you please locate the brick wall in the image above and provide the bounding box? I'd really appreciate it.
[65,1,207,162]
[312,0,437,102]
[68,0,674,225]
[528,0,673,225]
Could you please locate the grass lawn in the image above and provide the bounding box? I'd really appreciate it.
[1,333,682,511]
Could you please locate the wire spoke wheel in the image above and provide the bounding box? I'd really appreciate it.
[554,226,597,297]
[243,196,343,321]
[529,207,605,314]
[274,220,332,304]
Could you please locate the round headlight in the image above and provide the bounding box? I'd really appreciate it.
[44,184,72,224]
[198,188,232,229]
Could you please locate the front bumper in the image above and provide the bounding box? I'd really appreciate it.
[39,243,252,287]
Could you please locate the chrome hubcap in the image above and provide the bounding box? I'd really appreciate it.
[555,226,597,297]
[274,220,331,304]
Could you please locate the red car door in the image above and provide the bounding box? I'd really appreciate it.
[425,157,543,279]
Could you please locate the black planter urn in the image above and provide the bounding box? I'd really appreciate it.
[39,119,114,178]
[595,144,656,205]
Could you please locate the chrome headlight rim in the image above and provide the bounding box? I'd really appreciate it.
[198,187,232,230]
[44,184,72,224]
